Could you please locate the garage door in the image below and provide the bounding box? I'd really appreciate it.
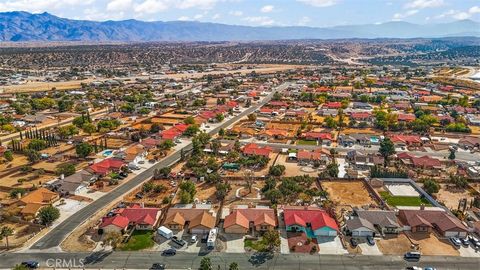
[444,231,467,238]
[317,230,337,236]
[191,228,209,234]
[352,230,373,237]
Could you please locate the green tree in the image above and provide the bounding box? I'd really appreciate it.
[263,229,280,252]
[379,138,395,167]
[326,162,339,178]
[159,140,175,150]
[76,142,93,158]
[184,116,196,125]
[38,205,60,225]
[324,116,338,129]
[183,125,200,137]
[200,257,212,270]
[56,163,76,176]
[24,149,41,163]
[57,124,79,139]
[0,226,14,250]
[448,148,456,160]
[3,150,13,162]
[269,165,286,176]
[215,113,225,122]
[82,122,97,135]
[12,264,29,270]
[247,113,257,122]
[143,182,155,193]
[229,262,239,270]
[27,139,47,151]
[423,179,440,195]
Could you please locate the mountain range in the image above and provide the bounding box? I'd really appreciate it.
[1,11,480,42]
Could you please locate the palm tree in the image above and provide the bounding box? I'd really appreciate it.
[0,226,14,250]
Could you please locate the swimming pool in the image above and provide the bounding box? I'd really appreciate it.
[103,150,113,156]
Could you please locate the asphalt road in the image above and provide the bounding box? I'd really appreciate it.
[1,251,479,270]
[28,82,290,250]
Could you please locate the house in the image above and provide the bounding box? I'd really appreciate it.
[88,158,125,176]
[352,102,373,110]
[346,150,384,168]
[344,210,400,237]
[390,135,423,147]
[297,149,331,165]
[160,124,189,141]
[396,113,416,123]
[140,137,161,150]
[301,132,333,145]
[398,208,468,237]
[18,188,60,219]
[323,102,342,109]
[258,129,289,140]
[350,112,372,122]
[397,153,443,171]
[458,136,480,149]
[163,208,216,234]
[100,205,161,234]
[223,207,277,234]
[54,170,96,195]
[283,206,338,237]
[122,144,147,164]
[242,143,272,158]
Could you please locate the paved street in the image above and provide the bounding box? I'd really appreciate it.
[28,82,290,250]
[1,251,479,270]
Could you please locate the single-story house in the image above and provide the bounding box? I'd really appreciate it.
[398,208,468,237]
[100,205,161,234]
[283,206,338,237]
[163,208,216,234]
[223,207,277,234]
[345,209,401,237]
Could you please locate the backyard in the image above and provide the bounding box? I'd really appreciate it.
[379,191,431,207]
[118,230,155,251]
[321,181,378,207]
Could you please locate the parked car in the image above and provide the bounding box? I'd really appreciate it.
[21,261,39,269]
[150,263,166,269]
[366,236,375,246]
[190,235,198,244]
[162,248,176,256]
[350,238,358,248]
[468,235,480,249]
[405,267,421,270]
[424,267,437,270]
[135,192,144,199]
[461,237,470,247]
[449,237,462,247]
[404,251,421,261]
[119,172,128,177]
[172,236,186,246]
[201,234,208,243]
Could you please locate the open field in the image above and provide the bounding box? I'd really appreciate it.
[321,180,378,207]
[376,233,413,255]
[435,184,475,210]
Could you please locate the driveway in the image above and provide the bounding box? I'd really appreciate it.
[358,241,382,255]
[277,209,290,254]
[316,236,347,255]
[458,245,480,257]
[224,234,245,253]
[336,158,347,178]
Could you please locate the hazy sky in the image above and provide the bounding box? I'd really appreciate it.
[0,0,479,26]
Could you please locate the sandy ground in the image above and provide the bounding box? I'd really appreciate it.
[321,181,378,207]
[408,232,459,256]
[274,156,320,177]
[377,234,413,255]
[435,184,474,210]
[1,64,303,93]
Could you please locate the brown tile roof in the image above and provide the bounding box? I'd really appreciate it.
[20,188,58,205]
[164,208,215,229]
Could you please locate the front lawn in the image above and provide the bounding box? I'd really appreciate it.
[379,191,431,207]
[118,230,155,251]
[244,238,268,252]
[297,140,317,146]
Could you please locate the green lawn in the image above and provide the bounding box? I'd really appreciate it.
[244,238,268,252]
[297,140,318,146]
[118,230,155,251]
[379,191,431,207]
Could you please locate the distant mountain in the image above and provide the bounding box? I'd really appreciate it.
[1,11,479,42]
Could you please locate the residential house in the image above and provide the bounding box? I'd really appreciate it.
[223,207,277,234]
[283,206,338,237]
[397,152,443,173]
[390,135,423,147]
[242,143,272,158]
[297,149,331,165]
[163,208,216,234]
[351,102,373,110]
[160,123,189,141]
[301,132,333,146]
[88,158,125,176]
[346,150,384,168]
[398,208,468,237]
[18,187,60,219]
[344,209,400,237]
[350,112,372,123]
[140,137,161,150]
[54,170,96,195]
[100,205,161,234]
[396,113,416,123]
[458,136,480,149]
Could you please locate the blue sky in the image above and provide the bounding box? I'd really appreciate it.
[0,0,479,26]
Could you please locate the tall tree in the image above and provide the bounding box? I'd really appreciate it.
[0,226,14,250]
[379,138,395,167]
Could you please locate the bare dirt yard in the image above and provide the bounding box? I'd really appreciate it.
[274,156,319,178]
[377,233,414,255]
[321,180,378,207]
[408,232,459,256]
[436,184,475,210]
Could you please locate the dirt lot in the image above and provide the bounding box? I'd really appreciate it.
[377,233,414,255]
[225,152,278,177]
[274,156,319,177]
[408,232,459,256]
[124,179,176,206]
[321,180,378,207]
[436,184,474,210]
[0,222,43,248]
[194,182,218,203]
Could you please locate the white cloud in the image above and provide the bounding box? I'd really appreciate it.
[296,0,337,8]
[434,6,480,20]
[260,5,274,13]
[405,0,444,9]
[107,0,132,12]
[134,0,168,14]
[297,16,311,26]
[178,16,190,21]
[212,13,220,19]
[0,0,95,13]
[193,14,203,20]
[393,9,419,20]
[176,0,218,10]
[243,16,275,26]
[229,10,243,16]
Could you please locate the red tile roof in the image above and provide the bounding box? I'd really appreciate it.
[114,206,159,226]
[302,132,333,141]
[89,158,125,175]
[390,135,422,144]
[283,207,338,231]
[242,143,272,157]
[100,215,129,229]
[324,102,342,109]
[350,112,371,120]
